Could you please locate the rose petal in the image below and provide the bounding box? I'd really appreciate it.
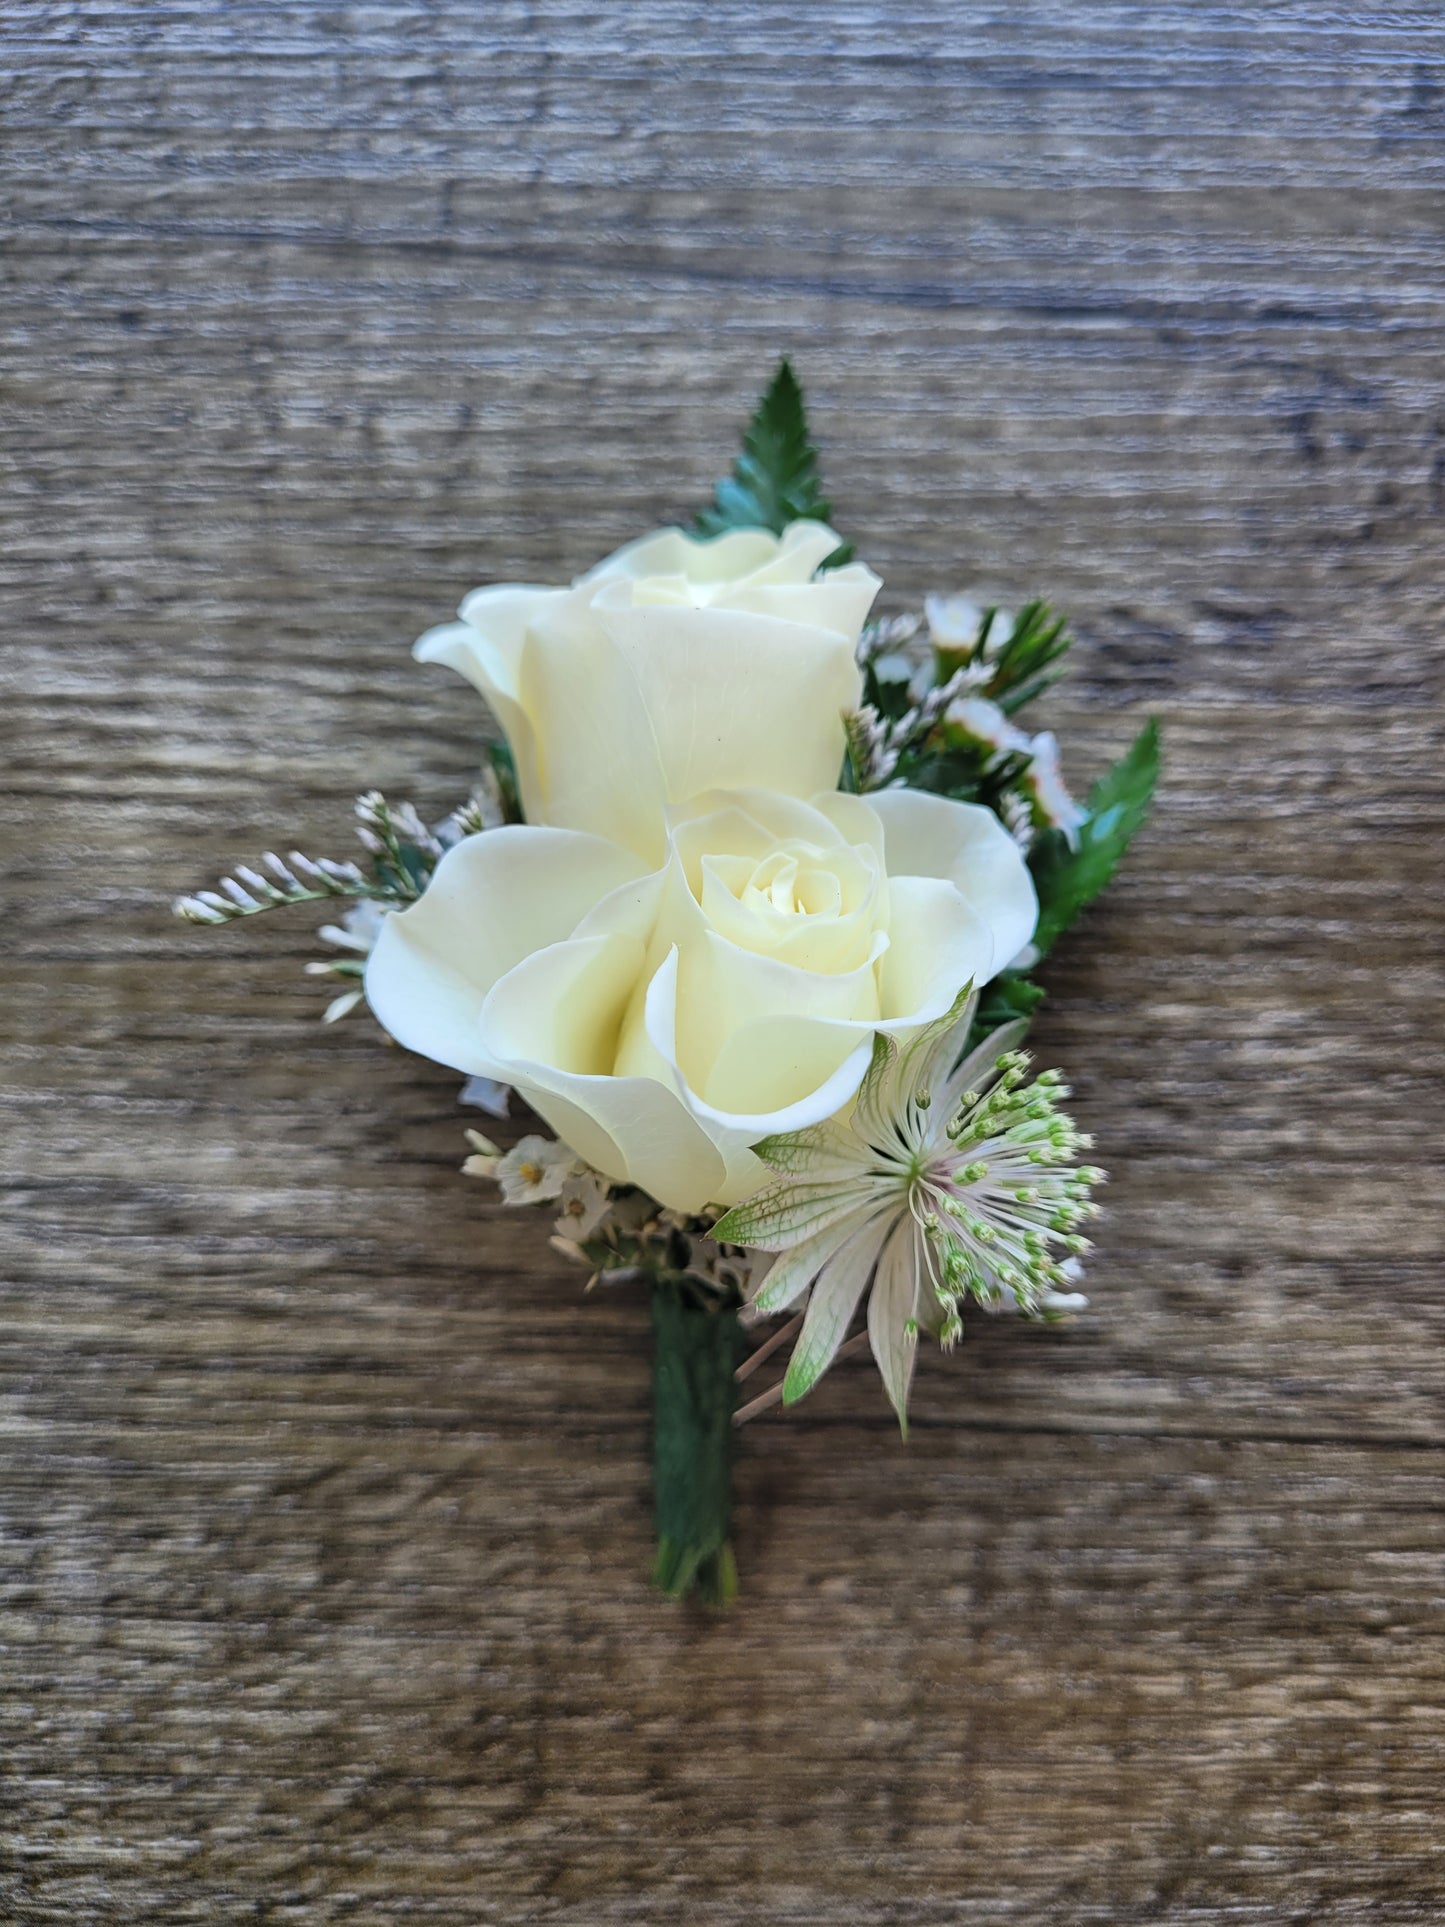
[364,827,647,1077]
[592,589,863,807]
[415,588,558,828]
[865,787,1039,976]
[639,947,878,1205]
[582,524,784,589]
[876,875,996,1024]
[806,790,889,866]
[518,601,671,863]
[479,933,729,1210]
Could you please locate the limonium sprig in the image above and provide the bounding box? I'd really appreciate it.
[713,984,1103,1429]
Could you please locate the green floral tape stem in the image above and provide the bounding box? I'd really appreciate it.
[650,1276,745,1606]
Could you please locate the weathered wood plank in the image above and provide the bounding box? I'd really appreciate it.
[2,3,1443,1921]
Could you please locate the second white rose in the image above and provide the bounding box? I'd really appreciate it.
[413,520,878,862]
[364,785,1038,1212]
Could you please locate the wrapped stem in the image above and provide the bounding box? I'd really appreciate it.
[649,1274,744,1605]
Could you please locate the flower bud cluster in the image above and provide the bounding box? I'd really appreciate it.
[462,1132,761,1302]
[849,593,1085,848]
[922,1050,1103,1340]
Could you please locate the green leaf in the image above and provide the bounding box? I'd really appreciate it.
[1029,719,1161,957]
[693,358,846,549]
[485,739,524,824]
[650,1279,744,1606]
[985,600,1072,716]
[965,974,1046,1056]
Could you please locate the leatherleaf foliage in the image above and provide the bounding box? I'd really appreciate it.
[1029,719,1160,959]
[692,358,854,565]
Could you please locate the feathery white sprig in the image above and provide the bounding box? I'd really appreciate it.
[713,986,1102,1429]
[173,789,495,1022]
[173,848,371,925]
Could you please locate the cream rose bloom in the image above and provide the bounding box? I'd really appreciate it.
[365,786,1038,1213]
[413,520,878,863]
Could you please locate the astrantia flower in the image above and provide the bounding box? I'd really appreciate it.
[713,987,1102,1428]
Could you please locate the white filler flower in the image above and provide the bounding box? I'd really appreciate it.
[494,1135,584,1205]
[713,988,1102,1427]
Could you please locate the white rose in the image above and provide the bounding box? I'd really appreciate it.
[413,521,878,863]
[364,786,1038,1213]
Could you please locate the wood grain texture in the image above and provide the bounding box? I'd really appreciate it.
[3,4,1444,1921]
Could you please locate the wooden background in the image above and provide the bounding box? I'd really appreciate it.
[3,5,1443,1921]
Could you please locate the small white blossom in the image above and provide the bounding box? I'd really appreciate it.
[317,900,389,955]
[1018,729,1088,849]
[943,694,1032,760]
[304,900,392,1022]
[981,611,1014,659]
[495,1135,585,1205]
[927,592,1018,663]
[941,702,1086,854]
[924,592,984,650]
[714,987,1102,1429]
[554,1169,613,1240]
[870,650,918,688]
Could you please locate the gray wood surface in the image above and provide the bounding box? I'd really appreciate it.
[3,5,1444,1921]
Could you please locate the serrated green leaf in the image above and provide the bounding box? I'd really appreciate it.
[692,358,836,540]
[1029,719,1160,957]
[485,739,523,824]
[987,599,1072,716]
